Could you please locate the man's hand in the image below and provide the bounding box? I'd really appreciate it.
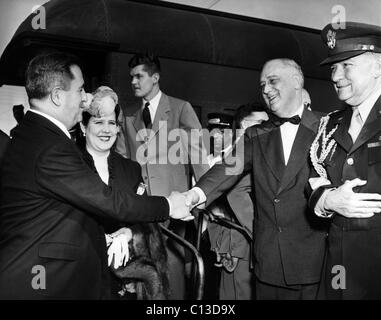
[325,178,381,218]
[107,227,132,269]
[221,253,239,273]
[213,251,239,272]
[167,191,194,221]
[183,189,201,208]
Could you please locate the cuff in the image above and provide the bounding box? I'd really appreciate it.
[166,197,173,217]
[309,184,338,217]
[192,187,207,206]
[315,188,336,218]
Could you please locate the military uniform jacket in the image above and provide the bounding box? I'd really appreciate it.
[309,96,381,299]
[311,97,381,201]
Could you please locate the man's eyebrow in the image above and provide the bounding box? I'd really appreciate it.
[260,75,278,82]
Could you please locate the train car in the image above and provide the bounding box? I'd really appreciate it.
[0,0,339,127]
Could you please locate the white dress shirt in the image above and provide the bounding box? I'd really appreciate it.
[280,105,304,165]
[143,90,162,123]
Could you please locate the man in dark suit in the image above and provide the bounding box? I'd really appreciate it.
[309,22,381,299]
[0,52,192,299]
[185,58,327,299]
[116,53,210,299]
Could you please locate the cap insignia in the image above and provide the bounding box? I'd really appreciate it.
[326,30,336,49]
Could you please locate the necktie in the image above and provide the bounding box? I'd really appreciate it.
[142,102,152,129]
[348,107,363,143]
[270,114,301,127]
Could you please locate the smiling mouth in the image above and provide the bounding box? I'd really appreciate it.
[267,95,278,104]
[336,83,350,90]
[98,136,112,142]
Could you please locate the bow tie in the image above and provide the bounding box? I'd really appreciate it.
[270,114,301,127]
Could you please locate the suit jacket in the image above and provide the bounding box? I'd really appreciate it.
[197,108,327,287]
[116,92,210,196]
[0,111,169,299]
[309,95,381,299]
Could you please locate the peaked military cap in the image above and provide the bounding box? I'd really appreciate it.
[207,112,233,129]
[320,21,381,65]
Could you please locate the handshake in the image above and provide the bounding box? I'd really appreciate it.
[167,189,205,221]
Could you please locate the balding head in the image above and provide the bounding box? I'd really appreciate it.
[260,59,304,117]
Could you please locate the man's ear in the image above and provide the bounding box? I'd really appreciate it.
[293,74,303,89]
[50,87,63,106]
[152,72,160,84]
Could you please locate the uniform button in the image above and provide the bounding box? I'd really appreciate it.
[274,198,280,203]
[347,158,354,165]
[143,176,148,180]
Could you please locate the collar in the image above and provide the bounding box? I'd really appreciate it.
[142,90,162,114]
[29,109,71,139]
[355,85,381,122]
[86,147,110,161]
[275,104,304,126]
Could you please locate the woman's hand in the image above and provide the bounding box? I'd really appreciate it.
[106,227,133,269]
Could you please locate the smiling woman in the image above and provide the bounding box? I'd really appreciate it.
[80,97,120,158]
[77,86,169,299]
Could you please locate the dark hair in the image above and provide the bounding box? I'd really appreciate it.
[234,103,267,128]
[25,52,82,100]
[128,52,161,75]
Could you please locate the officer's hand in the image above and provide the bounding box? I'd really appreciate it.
[325,178,381,218]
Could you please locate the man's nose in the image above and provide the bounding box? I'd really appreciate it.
[81,90,87,102]
[262,83,271,95]
[331,65,343,83]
